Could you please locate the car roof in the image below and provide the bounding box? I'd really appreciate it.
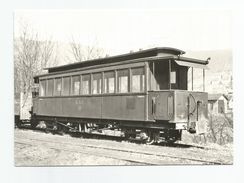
[45,47,185,73]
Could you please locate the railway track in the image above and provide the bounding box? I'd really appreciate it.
[15,140,148,165]
[15,132,223,165]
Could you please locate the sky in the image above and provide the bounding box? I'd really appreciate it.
[14,9,232,56]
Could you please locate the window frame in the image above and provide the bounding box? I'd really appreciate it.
[54,77,62,96]
[131,67,145,93]
[62,76,71,96]
[117,68,129,93]
[71,75,81,95]
[81,74,91,95]
[38,62,148,97]
[46,79,54,96]
[39,79,46,97]
[92,72,102,95]
[104,70,115,94]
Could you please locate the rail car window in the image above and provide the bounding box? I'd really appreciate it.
[132,67,145,92]
[62,77,70,96]
[39,80,46,96]
[170,71,176,84]
[71,75,80,95]
[46,79,54,96]
[82,74,91,94]
[104,71,115,93]
[54,78,61,96]
[117,69,129,93]
[170,62,188,90]
[92,73,102,94]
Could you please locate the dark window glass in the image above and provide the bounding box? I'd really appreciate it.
[132,67,145,92]
[71,75,80,95]
[117,69,129,93]
[54,78,61,96]
[92,73,102,94]
[62,77,70,96]
[82,74,90,95]
[39,80,46,96]
[104,71,115,93]
[46,79,54,96]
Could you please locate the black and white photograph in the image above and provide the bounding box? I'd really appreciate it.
[2,0,244,182]
[13,9,233,166]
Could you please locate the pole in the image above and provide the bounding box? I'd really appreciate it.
[203,69,205,92]
[169,60,171,90]
[152,61,155,90]
[191,67,193,91]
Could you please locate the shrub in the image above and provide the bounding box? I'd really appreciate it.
[206,112,233,145]
[182,112,233,145]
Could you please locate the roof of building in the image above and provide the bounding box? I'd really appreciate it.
[208,94,225,101]
[224,92,233,100]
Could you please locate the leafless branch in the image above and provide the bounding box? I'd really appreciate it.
[14,21,58,95]
[68,36,104,62]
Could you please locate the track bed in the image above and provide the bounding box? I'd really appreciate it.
[14,129,233,166]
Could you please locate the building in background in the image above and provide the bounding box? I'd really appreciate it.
[208,94,229,114]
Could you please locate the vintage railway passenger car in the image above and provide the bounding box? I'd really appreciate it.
[31,47,209,143]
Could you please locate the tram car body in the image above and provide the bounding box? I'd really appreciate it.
[31,47,209,143]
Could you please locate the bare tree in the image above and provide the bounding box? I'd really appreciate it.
[40,39,58,69]
[14,22,58,95]
[68,36,104,62]
[14,24,39,94]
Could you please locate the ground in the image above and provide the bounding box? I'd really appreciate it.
[14,128,233,166]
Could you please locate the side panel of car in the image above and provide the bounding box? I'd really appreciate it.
[147,91,174,121]
[174,91,208,123]
[36,94,146,121]
[102,94,146,121]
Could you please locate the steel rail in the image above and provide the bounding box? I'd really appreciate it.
[15,139,157,165]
